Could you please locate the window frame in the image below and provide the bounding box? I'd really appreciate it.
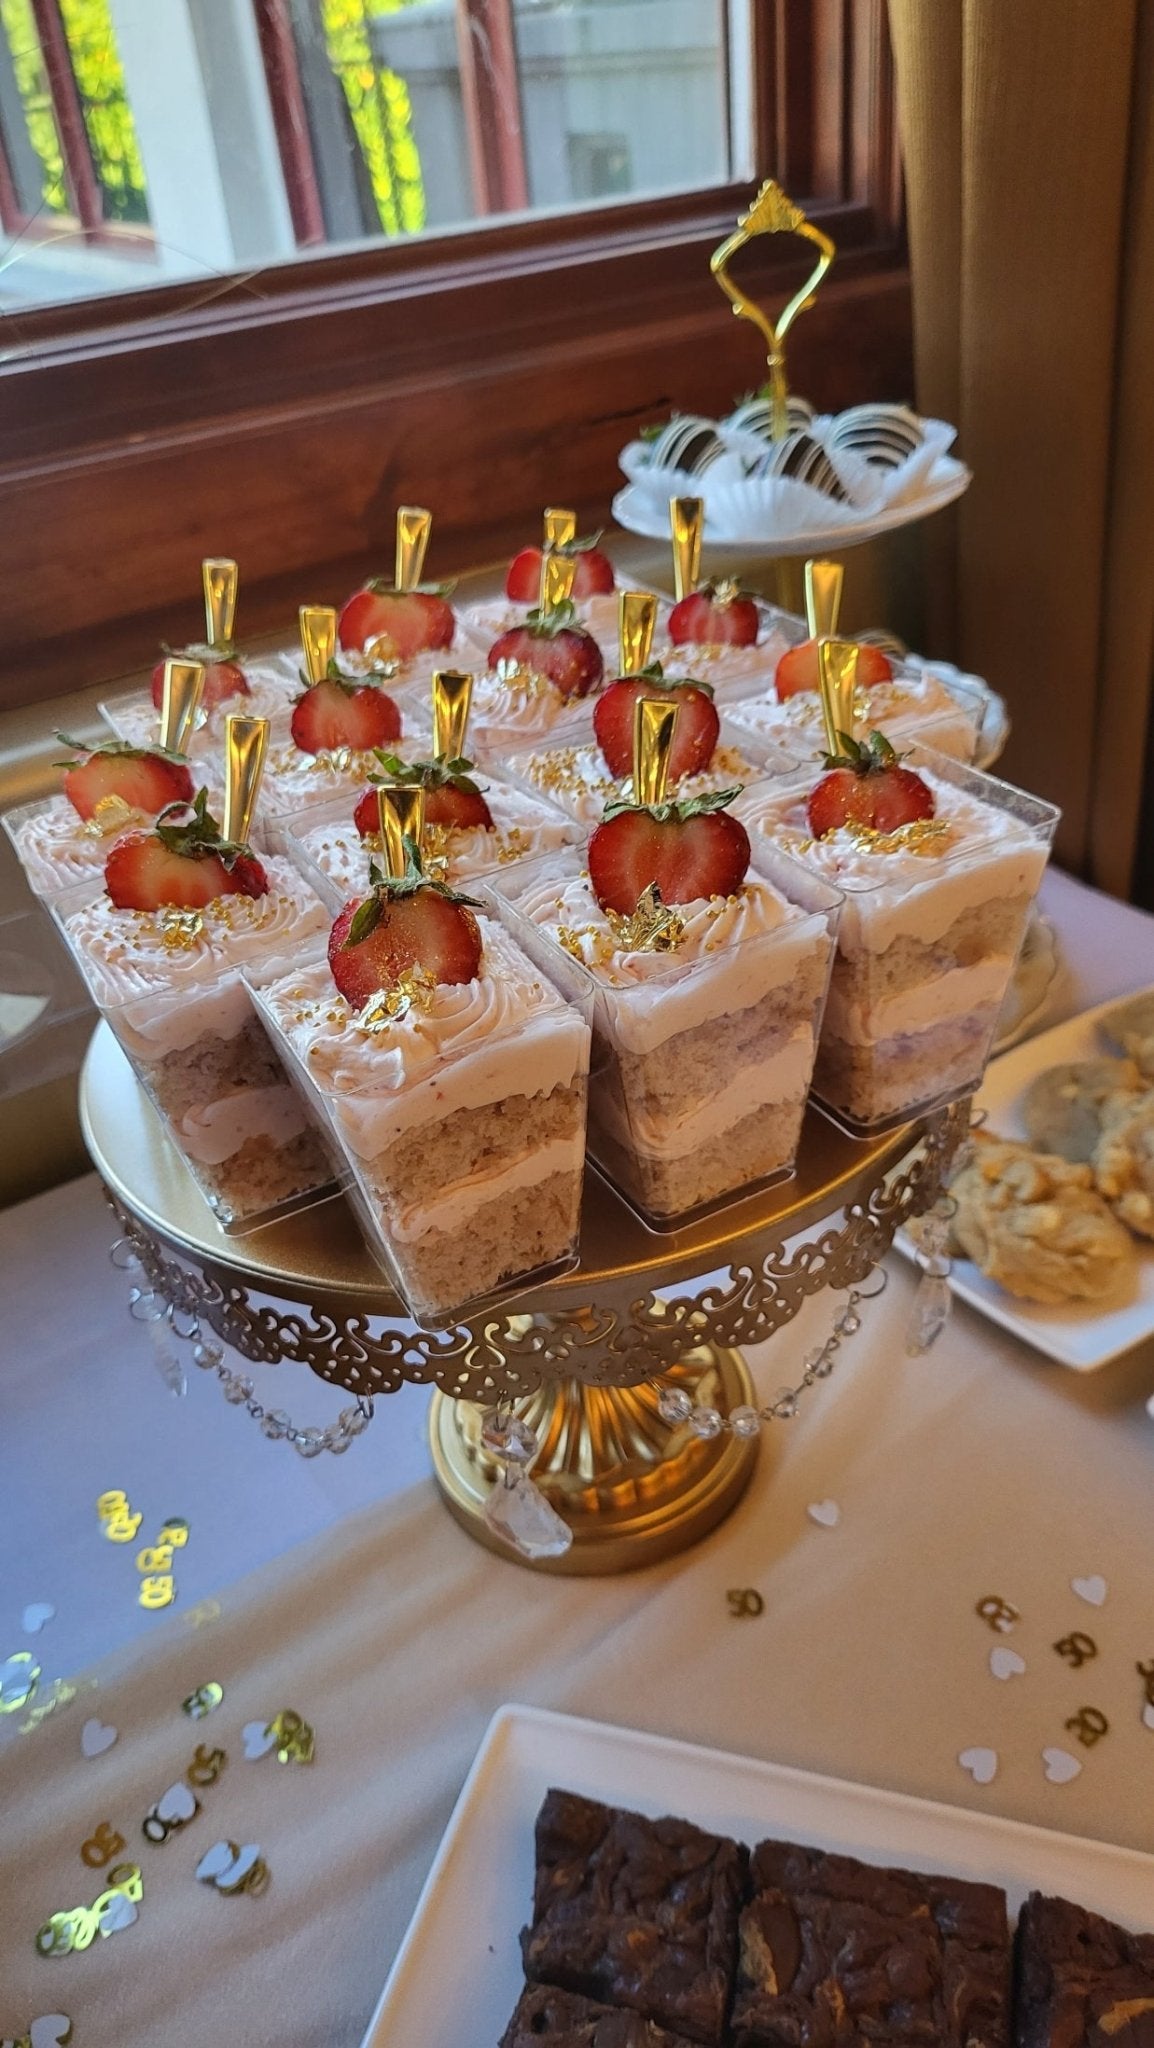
[0,0,154,249]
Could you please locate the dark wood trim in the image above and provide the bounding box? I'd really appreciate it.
[29,0,102,232]
[455,0,529,214]
[253,0,326,246]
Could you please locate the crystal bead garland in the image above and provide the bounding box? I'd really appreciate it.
[109,1238,375,1457]
[905,1197,955,1355]
[478,1405,573,1562]
[657,1275,886,1439]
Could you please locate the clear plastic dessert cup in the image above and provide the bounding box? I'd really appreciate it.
[242,711,435,858]
[278,770,581,916]
[494,838,842,1231]
[244,890,594,1329]
[734,744,1060,1135]
[459,585,666,671]
[649,600,803,704]
[52,857,335,1231]
[726,668,987,769]
[502,718,795,829]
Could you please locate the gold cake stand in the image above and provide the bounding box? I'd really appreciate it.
[80,1022,962,1572]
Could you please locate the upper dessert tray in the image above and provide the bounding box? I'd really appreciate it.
[615,177,970,554]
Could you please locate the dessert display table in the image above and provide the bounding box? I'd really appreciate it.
[80,1019,961,1570]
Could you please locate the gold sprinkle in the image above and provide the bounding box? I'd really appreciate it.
[557,922,614,968]
[354,967,437,1033]
[495,828,531,864]
[605,883,686,955]
[160,908,205,950]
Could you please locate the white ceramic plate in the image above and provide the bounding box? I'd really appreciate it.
[899,992,1154,1370]
[612,464,971,556]
[992,913,1060,1055]
[361,1703,1154,2048]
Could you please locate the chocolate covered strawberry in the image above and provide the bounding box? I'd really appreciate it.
[328,849,482,1003]
[806,731,935,839]
[489,600,603,700]
[55,733,194,822]
[353,752,493,840]
[668,580,759,650]
[338,583,455,659]
[149,651,248,714]
[104,789,269,909]
[593,668,719,782]
[588,787,749,914]
[776,637,893,701]
[506,533,614,604]
[291,673,402,755]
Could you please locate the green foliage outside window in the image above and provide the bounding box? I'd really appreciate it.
[0,0,148,226]
[0,0,68,217]
[320,0,425,237]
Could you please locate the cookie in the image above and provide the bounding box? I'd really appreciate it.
[1021,1058,1140,1162]
[948,1133,1136,1305]
[1092,1092,1154,1238]
[1100,992,1154,1078]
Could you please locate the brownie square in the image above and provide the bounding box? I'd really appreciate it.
[520,1789,746,2046]
[499,1981,704,2047]
[1014,1891,1154,2047]
[731,1838,1010,2047]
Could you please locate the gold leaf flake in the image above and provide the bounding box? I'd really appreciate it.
[605,883,686,954]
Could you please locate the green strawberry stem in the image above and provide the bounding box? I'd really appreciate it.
[602,784,743,826]
[343,840,482,948]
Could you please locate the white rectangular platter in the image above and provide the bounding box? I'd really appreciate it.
[361,1703,1154,2048]
[899,991,1154,1369]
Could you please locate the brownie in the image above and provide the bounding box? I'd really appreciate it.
[520,1789,747,2046]
[731,1837,1010,2047]
[1014,1891,1154,2047]
[499,1982,703,2047]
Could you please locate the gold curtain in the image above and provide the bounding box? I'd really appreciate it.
[887,0,1154,896]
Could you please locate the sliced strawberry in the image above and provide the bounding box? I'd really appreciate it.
[337,585,455,658]
[593,671,719,781]
[588,790,750,912]
[103,789,269,910]
[775,637,894,701]
[505,537,615,603]
[149,654,248,713]
[353,779,492,839]
[668,581,759,649]
[56,735,194,822]
[806,730,935,838]
[328,855,483,1002]
[291,677,402,755]
[489,602,603,700]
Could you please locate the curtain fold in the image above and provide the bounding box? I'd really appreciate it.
[888,0,1154,897]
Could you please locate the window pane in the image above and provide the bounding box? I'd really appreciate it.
[0,0,738,309]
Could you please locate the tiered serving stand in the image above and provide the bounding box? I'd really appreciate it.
[81,1022,966,1573]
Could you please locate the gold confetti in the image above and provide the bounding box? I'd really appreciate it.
[1053,1632,1097,1669]
[138,1576,175,1610]
[80,1823,126,1870]
[1065,1706,1109,1748]
[187,1744,227,1788]
[142,1780,199,1844]
[36,1864,142,1956]
[183,1682,224,1719]
[0,1651,40,1714]
[605,883,686,954]
[975,1595,1019,1633]
[268,1709,315,1765]
[726,1589,764,1618]
[196,1841,269,1895]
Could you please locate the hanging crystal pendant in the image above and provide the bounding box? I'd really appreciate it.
[478,1405,573,1560]
[906,1200,954,1354]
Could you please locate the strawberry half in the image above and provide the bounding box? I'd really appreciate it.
[104,789,269,910]
[588,788,750,913]
[668,580,759,650]
[505,534,615,604]
[291,674,402,755]
[337,583,455,659]
[352,751,493,840]
[775,638,894,701]
[328,848,482,1003]
[149,649,249,713]
[592,666,719,781]
[489,600,604,700]
[55,732,194,822]
[805,730,935,839]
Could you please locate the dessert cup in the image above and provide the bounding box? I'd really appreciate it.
[460,588,662,670]
[247,894,593,1327]
[2,784,203,899]
[462,664,606,759]
[726,665,986,767]
[243,710,436,856]
[100,656,298,758]
[53,856,333,1229]
[503,720,794,828]
[279,770,581,914]
[650,600,803,703]
[734,745,1059,1133]
[496,840,841,1229]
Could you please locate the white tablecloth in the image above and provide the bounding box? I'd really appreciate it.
[1,866,1152,2046]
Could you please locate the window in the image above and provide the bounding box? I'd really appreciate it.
[0,0,149,249]
[0,1,907,712]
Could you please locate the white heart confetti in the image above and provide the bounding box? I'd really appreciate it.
[1071,1574,1107,1606]
[989,1647,1027,1681]
[29,2017,73,2048]
[806,1499,840,1528]
[196,1840,237,1882]
[21,1603,55,1634]
[97,1891,137,1934]
[155,1779,197,1824]
[1143,1703,1154,1731]
[958,1746,998,1785]
[1042,1746,1082,1784]
[80,1717,118,1758]
[242,1719,275,1760]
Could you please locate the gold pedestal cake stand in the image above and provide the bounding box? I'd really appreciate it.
[80,1022,962,1573]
